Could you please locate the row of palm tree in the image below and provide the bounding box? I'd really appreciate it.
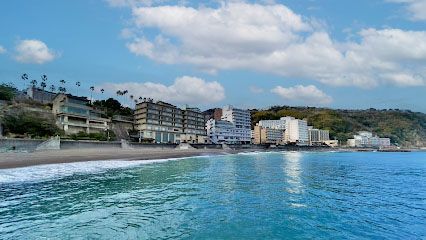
[21,73,156,109]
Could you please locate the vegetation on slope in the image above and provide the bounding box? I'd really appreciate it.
[0,83,17,101]
[251,106,426,147]
[1,107,62,138]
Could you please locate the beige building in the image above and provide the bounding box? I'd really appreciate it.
[181,106,208,144]
[134,100,208,144]
[135,100,183,143]
[253,125,284,144]
[52,94,110,134]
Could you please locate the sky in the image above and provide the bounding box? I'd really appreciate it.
[0,0,425,112]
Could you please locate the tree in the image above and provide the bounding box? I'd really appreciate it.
[90,86,95,104]
[76,81,81,96]
[40,81,47,103]
[2,109,61,137]
[0,83,17,101]
[21,73,29,89]
[50,85,56,92]
[30,79,37,87]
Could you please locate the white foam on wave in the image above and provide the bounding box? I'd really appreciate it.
[0,157,193,184]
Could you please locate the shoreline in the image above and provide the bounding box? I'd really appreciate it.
[0,148,245,169]
[0,147,420,170]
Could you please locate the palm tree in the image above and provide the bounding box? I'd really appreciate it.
[59,80,66,95]
[59,87,67,93]
[40,81,47,103]
[100,88,105,94]
[89,86,95,104]
[30,79,37,87]
[41,74,47,82]
[50,85,56,92]
[76,81,81,96]
[21,73,29,90]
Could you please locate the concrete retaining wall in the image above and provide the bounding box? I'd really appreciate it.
[60,140,122,150]
[129,143,178,150]
[0,138,45,152]
[190,144,223,149]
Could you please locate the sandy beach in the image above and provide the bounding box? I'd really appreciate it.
[0,148,242,169]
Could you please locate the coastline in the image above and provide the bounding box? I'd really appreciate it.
[0,148,243,169]
[0,147,419,170]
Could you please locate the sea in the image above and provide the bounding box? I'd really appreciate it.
[0,151,425,239]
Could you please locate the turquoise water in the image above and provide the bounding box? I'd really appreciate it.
[0,152,425,239]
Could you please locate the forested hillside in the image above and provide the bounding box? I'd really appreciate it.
[250,106,426,147]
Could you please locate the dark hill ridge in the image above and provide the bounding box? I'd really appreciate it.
[249,106,426,148]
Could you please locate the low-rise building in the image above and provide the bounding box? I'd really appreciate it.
[52,94,110,134]
[347,131,391,148]
[324,140,339,148]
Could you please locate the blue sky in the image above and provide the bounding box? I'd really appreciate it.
[0,0,425,112]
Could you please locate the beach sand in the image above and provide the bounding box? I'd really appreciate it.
[0,148,239,169]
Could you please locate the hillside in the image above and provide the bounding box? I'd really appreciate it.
[250,106,426,147]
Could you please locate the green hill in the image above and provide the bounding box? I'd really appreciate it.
[250,106,426,147]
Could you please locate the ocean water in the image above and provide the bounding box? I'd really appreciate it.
[0,152,425,239]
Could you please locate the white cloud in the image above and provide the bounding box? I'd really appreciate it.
[0,45,6,54]
[14,39,58,64]
[101,76,225,104]
[387,0,426,21]
[271,85,333,105]
[120,2,426,88]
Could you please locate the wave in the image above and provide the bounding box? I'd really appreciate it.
[0,157,188,185]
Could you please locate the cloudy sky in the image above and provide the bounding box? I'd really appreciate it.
[0,0,425,111]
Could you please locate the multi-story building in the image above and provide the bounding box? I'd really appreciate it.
[221,105,251,144]
[282,116,309,144]
[347,131,391,148]
[308,127,330,145]
[258,119,286,130]
[253,125,284,144]
[134,100,183,143]
[52,94,110,134]
[206,119,239,144]
[181,106,208,143]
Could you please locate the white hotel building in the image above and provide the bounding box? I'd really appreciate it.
[282,116,309,145]
[221,105,251,144]
[206,105,251,144]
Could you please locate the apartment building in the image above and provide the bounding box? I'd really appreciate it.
[221,105,251,144]
[308,127,330,145]
[258,119,286,130]
[206,119,239,144]
[181,106,208,143]
[134,100,183,143]
[253,125,284,144]
[282,116,309,145]
[52,94,110,134]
